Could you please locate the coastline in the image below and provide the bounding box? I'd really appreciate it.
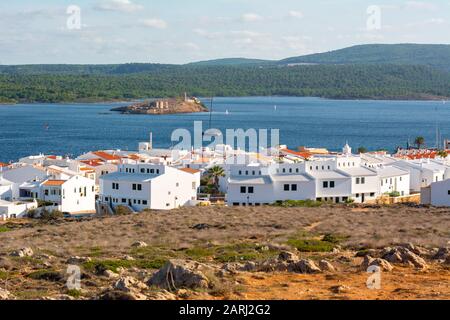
[1,94,449,105]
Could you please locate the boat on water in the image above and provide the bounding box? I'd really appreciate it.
[203,97,222,138]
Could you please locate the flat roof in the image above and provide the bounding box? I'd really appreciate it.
[271,174,311,182]
[338,167,377,177]
[100,172,159,182]
[306,170,348,180]
[376,166,410,178]
[228,176,272,185]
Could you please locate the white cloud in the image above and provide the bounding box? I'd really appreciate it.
[288,10,304,19]
[142,18,168,29]
[241,13,264,22]
[95,0,143,13]
[405,1,437,11]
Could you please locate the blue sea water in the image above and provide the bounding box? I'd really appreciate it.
[0,97,449,162]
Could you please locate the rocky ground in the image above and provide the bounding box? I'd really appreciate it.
[0,204,449,300]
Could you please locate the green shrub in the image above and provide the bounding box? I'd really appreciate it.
[273,200,323,208]
[287,239,335,252]
[115,205,133,216]
[67,289,82,298]
[28,270,63,282]
[40,210,64,221]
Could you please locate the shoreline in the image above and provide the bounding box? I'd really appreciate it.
[1,95,449,105]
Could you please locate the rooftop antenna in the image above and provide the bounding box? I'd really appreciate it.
[149,132,153,150]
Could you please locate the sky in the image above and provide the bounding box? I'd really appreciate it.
[1,0,450,64]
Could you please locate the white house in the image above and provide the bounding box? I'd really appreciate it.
[98,163,200,212]
[395,159,450,192]
[0,199,38,220]
[40,175,96,214]
[225,144,413,206]
[421,179,450,207]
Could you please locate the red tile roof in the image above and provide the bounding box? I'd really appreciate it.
[0,162,8,167]
[92,151,121,161]
[179,168,201,174]
[43,180,66,186]
[281,149,313,159]
[80,159,104,167]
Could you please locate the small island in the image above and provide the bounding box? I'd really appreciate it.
[111,94,208,115]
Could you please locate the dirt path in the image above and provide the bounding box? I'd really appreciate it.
[234,266,450,300]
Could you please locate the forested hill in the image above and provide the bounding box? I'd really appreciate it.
[1,44,450,103]
[1,64,449,103]
[278,44,450,71]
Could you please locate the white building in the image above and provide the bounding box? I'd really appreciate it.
[0,199,38,220]
[421,179,450,207]
[225,144,411,206]
[40,176,96,214]
[98,163,201,211]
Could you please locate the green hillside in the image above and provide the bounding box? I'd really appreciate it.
[279,44,450,70]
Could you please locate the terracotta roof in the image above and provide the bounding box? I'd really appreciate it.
[0,162,8,167]
[281,149,312,159]
[92,151,121,161]
[43,180,66,186]
[127,154,141,161]
[46,155,57,160]
[179,168,201,174]
[80,159,103,167]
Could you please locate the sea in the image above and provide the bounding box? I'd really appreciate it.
[1,97,449,162]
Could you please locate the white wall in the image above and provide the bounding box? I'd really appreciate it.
[430,179,450,207]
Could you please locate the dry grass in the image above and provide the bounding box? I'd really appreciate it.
[0,205,449,258]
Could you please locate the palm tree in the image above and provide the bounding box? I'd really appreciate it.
[414,136,425,149]
[207,166,225,192]
[357,147,368,154]
[437,150,448,158]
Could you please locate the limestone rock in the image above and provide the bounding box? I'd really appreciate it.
[0,288,13,300]
[103,270,120,279]
[361,256,393,272]
[10,247,34,258]
[67,256,92,265]
[319,260,336,272]
[433,247,450,261]
[278,251,299,263]
[148,260,211,290]
[131,241,148,248]
[330,285,350,294]
[113,276,147,293]
[383,247,428,270]
[288,259,321,274]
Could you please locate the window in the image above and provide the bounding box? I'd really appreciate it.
[252,171,256,176]
[141,168,145,173]
[143,200,148,205]
[112,183,119,190]
[239,170,242,175]
[138,184,142,191]
[361,177,366,184]
[44,189,49,196]
[132,184,137,190]
[240,186,246,194]
[233,203,240,206]
[356,193,360,198]
[291,184,297,191]
[356,178,360,185]
[284,184,290,191]
[323,181,329,188]
[370,193,375,197]
[122,199,126,203]
[248,187,254,194]
[448,190,450,195]
[330,181,335,188]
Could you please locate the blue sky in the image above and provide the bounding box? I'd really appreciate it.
[1,0,449,64]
